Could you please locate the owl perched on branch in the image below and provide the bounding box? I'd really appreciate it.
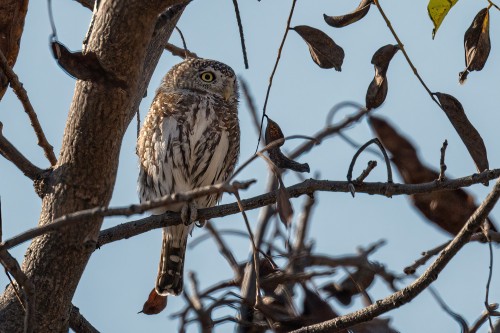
[137,58,240,296]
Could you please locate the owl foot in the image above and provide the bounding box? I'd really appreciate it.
[181,202,198,226]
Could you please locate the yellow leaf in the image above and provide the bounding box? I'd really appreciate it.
[427,0,459,39]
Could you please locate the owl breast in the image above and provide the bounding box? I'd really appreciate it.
[137,90,240,213]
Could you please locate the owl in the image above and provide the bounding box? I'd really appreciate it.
[137,58,240,296]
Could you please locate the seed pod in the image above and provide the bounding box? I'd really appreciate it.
[323,0,373,28]
[434,92,488,173]
[365,44,399,110]
[459,8,491,84]
[292,25,344,70]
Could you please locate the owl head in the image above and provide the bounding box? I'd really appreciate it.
[160,58,238,103]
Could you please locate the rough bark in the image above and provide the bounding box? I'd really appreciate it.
[0,0,28,100]
[0,1,186,332]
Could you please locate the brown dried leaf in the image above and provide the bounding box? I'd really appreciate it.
[459,8,490,84]
[140,288,167,315]
[276,176,294,227]
[365,75,388,110]
[292,25,344,70]
[365,45,399,110]
[369,115,496,235]
[434,92,488,173]
[265,117,310,173]
[321,267,375,306]
[323,0,373,28]
[371,44,399,75]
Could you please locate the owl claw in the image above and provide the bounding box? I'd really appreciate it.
[181,202,198,226]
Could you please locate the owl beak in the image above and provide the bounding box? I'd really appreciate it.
[223,83,233,101]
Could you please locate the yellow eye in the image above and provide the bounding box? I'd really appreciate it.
[200,71,215,82]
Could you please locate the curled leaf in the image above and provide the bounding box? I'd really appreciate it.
[292,25,344,70]
[427,0,459,39]
[277,175,294,227]
[434,92,488,173]
[459,8,490,84]
[365,44,399,110]
[140,288,167,315]
[323,0,373,28]
[369,115,496,235]
[265,117,310,173]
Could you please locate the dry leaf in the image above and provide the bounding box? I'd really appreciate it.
[434,92,488,173]
[321,267,375,306]
[365,45,399,110]
[265,117,310,173]
[459,8,490,84]
[276,176,294,227]
[323,0,373,28]
[292,25,344,70]
[140,288,167,315]
[302,286,339,325]
[369,115,496,235]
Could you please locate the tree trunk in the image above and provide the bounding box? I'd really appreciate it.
[0,1,186,331]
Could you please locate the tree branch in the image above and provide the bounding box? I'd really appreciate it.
[69,305,100,333]
[0,122,43,181]
[289,176,500,333]
[0,49,57,166]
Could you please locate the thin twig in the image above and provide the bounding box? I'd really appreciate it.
[93,169,500,248]
[469,304,499,333]
[239,79,261,140]
[256,0,298,150]
[1,179,256,252]
[165,43,198,59]
[0,49,57,166]
[4,269,25,311]
[346,138,393,197]
[487,0,500,11]
[290,176,500,333]
[69,305,100,333]
[231,0,248,69]
[485,237,495,331]
[0,122,43,181]
[373,0,442,110]
[438,140,448,181]
[355,161,378,183]
[174,26,189,58]
[427,286,469,333]
[206,222,242,280]
[233,189,262,305]
[404,242,449,275]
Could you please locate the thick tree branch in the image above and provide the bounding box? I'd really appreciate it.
[0,122,43,181]
[69,305,100,333]
[290,176,500,333]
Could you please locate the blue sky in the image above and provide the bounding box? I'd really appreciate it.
[1,0,499,332]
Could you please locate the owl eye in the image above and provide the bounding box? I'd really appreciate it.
[200,71,216,82]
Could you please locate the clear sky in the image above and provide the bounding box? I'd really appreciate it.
[1,0,499,332]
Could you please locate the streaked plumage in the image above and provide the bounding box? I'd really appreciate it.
[137,58,240,296]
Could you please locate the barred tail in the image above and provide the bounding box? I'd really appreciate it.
[156,225,190,296]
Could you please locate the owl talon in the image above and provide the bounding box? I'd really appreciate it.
[181,202,198,226]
